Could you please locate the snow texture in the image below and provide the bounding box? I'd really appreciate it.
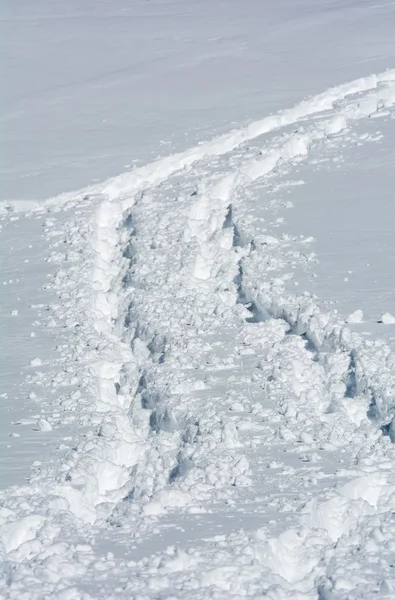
[1,2,395,599]
[1,67,395,600]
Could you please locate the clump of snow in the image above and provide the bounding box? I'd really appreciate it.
[345,309,363,323]
[36,418,52,432]
[29,357,42,366]
[379,312,395,324]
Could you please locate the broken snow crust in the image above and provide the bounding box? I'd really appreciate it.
[1,71,395,599]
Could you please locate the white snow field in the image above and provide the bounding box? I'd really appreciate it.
[1,1,395,599]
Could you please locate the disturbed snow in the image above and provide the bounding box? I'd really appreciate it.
[1,71,395,599]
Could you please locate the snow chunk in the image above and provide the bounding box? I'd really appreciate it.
[379,311,395,324]
[1,515,46,552]
[221,420,240,446]
[30,357,42,367]
[345,309,363,324]
[339,473,387,509]
[37,418,52,432]
[142,502,166,516]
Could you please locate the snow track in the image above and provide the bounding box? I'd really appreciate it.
[1,70,395,599]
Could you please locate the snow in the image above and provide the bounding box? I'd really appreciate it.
[274,114,395,350]
[1,0,395,598]
[3,0,395,202]
[380,312,395,325]
[346,309,364,324]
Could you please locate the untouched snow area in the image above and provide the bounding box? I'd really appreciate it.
[1,1,395,598]
[3,0,395,202]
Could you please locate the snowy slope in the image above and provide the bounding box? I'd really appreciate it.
[2,1,395,599]
[2,69,395,600]
[3,0,395,202]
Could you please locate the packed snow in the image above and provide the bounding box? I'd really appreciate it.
[1,1,395,599]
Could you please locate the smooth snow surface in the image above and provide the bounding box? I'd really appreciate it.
[1,1,395,599]
[3,0,395,202]
[0,218,70,488]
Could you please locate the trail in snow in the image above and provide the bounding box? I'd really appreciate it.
[1,71,395,599]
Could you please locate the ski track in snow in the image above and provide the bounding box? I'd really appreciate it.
[1,70,395,599]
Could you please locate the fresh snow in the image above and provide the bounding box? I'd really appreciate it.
[3,0,395,202]
[1,1,395,599]
[380,313,395,325]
